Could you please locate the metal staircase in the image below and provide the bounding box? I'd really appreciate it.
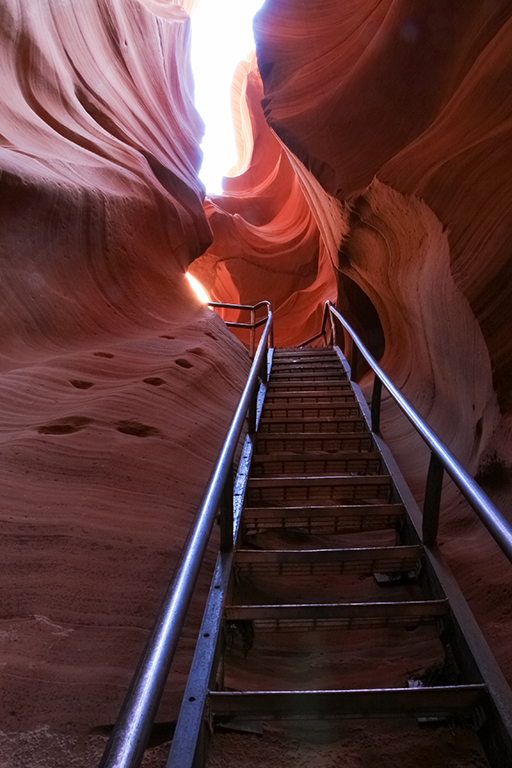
[166,345,511,768]
[99,302,512,768]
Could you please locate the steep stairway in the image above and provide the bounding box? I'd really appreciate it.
[167,346,507,767]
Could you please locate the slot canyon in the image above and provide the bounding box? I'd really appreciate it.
[0,0,511,765]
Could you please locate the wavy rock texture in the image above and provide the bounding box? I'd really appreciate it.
[255,0,512,414]
[188,55,345,347]
[0,0,211,365]
[0,0,252,764]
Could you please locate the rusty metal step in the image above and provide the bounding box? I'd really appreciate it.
[234,545,423,577]
[224,599,449,629]
[242,503,406,536]
[251,451,384,477]
[246,475,395,506]
[209,686,487,720]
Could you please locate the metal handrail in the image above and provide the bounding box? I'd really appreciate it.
[313,300,512,563]
[208,300,274,358]
[99,306,273,768]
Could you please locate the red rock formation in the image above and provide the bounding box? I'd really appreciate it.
[254,0,512,423]
[0,0,214,366]
[188,55,345,347]
[0,0,251,762]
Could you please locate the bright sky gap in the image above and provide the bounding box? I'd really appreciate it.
[189,0,265,195]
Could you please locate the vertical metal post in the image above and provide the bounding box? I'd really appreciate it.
[250,308,255,359]
[423,452,444,546]
[219,465,234,552]
[328,307,337,347]
[248,389,257,434]
[349,342,362,382]
[259,350,268,383]
[371,375,382,433]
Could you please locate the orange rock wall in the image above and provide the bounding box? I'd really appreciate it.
[189,55,344,347]
[254,0,512,420]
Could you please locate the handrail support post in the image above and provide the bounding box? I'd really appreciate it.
[259,351,268,384]
[371,375,382,433]
[349,341,361,382]
[423,452,444,546]
[328,305,336,347]
[219,464,234,553]
[248,390,258,433]
[250,308,255,359]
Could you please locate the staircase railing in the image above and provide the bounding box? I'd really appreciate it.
[99,304,273,768]
[208,300,273,358]
[303,299,512,563]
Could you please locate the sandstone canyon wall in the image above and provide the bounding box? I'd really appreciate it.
[253,0,512,474]
[188,53,344,347]
[0,0,251,763]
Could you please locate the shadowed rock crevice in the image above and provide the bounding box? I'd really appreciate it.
[115,421,161,438]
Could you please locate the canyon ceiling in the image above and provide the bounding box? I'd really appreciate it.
[0,0,511,765]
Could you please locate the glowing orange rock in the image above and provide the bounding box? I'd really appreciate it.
[189,55,345,346]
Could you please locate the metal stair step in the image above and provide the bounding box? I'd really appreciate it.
[270,365,348,381]
[247,475,393,486]
[242,503,405,535]
[234,545,422,577]
[265,391,356,403]
[251,451,384,477]
[268,378,350,388]
[254,433,374,454]
[224,600,449,629]
[258,417,368,435]
[273,349,338,358]
[246,476,394,506]
[263,397,357,406]
[271,362,342,371]
[261,404,361,418]
[259,414,366,423]
[209,686,487,720]
[270,366,342,373]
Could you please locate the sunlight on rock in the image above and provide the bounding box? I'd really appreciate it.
[189,0,265,194]
[186,271,211,303]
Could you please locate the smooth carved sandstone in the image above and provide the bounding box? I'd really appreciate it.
[0,0,251,762]
[189,55,345,348]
